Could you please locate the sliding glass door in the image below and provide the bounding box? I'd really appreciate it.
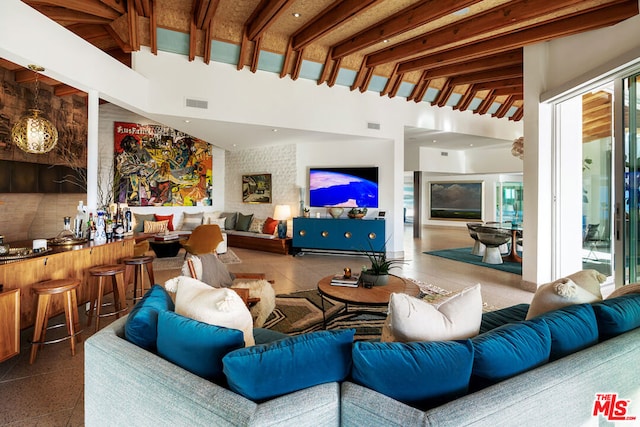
[623,73,640,282]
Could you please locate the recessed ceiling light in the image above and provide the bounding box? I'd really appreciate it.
[272,128,278,132]
[184,119,191,123]
[432,139,437,143]
[383,39,389,43]
[292,12,301,18]
[469,144,474,147]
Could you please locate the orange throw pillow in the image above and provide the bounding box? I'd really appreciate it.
[155,214,174,231]
[262,217,278,235]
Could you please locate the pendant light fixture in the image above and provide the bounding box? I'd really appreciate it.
[11,64,59,154]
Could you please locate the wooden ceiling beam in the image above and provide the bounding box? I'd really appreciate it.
[449,65,522,86]
[149,0,157,54]
[387,73,404,98]
[280,39,293,78]
[380,64,400,96]
[134,0,150,17]
[367,0,597,67]
[99,0,126,14]
[291,0,379,51]
[246,0,294,41]
[250,37,262,73]
[453,84,478,111]
[188,12,196,62]
[350,62,369,91]
[397,1,638,74]
[433,79,455,107]
[474,78,523,91]
[14,69,58,86]
[25,0,122,20]
[238,31,249,70]
[331,0,482,60]
[291,48,304,81]
[203,20,213,64]
[54,84,84,97]
[104,24,132,53]
[29,5,112,24]
[475,90,496,115]
[127,0,140,51]
[492,96,516,118]
[424,50,523,80]
[327,57,343,88]
[318,53,333,86]
[492,87,523,98]
[510,106,524,121]
[201,0,220,28]
[358,66,374,93]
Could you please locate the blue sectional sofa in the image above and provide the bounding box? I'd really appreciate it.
[84,293,640,426]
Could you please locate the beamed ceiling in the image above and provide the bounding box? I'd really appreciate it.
[1,0,632,152]
[14,0,639,123]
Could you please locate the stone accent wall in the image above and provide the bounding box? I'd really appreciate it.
[225,144,299,221]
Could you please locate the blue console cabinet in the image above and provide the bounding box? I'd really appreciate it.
[292,217,386,254]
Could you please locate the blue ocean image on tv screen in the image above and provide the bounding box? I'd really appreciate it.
[309,168,378,208]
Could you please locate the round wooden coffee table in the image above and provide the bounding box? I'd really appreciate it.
[317,274,420,328]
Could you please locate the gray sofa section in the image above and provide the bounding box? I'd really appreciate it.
[86,317,640,426]
[341,326,640,426]
[85,317,340,427]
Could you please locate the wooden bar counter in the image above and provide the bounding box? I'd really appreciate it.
[0,238,134,330]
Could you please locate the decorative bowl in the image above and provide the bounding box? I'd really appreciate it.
[328,207,344,218]
[348,213,365,219]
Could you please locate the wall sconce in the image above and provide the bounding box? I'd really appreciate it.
[273,204,291,239]
[11,65,59,154]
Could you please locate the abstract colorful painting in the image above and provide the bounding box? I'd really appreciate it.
[114,122,212,206]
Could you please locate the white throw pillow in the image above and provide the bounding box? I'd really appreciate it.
[207,217,227,229]
[525,278,601,319]
[564,269,606,298]
[164,276,255,346]
[381,284,482,342]
[202,211,222,225]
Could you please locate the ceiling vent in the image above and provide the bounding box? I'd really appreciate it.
[441,152,449,157]
[367,122,381,130]
[185,98,208,109]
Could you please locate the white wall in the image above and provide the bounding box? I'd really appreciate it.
[97,103,223,227]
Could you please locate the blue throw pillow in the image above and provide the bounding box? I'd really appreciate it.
[156,311,244,383]
[592,294,640,340]
[536,303,598,360]
[124,285,175,352]
[472,318,551,386]
[351,340,474,409]
[222,329,355,401]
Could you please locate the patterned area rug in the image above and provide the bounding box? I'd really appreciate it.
[263,279,461,341]
[152,249,241,271]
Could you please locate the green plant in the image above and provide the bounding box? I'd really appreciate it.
[349,207,368,216]
[361,239,405,275]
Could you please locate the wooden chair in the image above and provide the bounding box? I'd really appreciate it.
[186,258,260,307]
[180,224,224,257]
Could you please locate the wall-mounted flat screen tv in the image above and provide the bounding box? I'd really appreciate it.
[309,167,379,208]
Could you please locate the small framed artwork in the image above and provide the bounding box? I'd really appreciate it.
[429,181,483,220]
[377,211,386,219]
[242,173,272,204]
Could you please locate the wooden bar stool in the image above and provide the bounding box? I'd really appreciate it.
[87,264,128,332]
[122,256,155,302]
[30,279,83,364]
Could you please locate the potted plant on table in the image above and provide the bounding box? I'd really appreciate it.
[360,241,405,286]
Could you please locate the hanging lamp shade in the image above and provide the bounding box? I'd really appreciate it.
[11,65,59,154]
[12,109,59,154]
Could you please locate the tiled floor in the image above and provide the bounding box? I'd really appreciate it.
[0,225,533,426]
